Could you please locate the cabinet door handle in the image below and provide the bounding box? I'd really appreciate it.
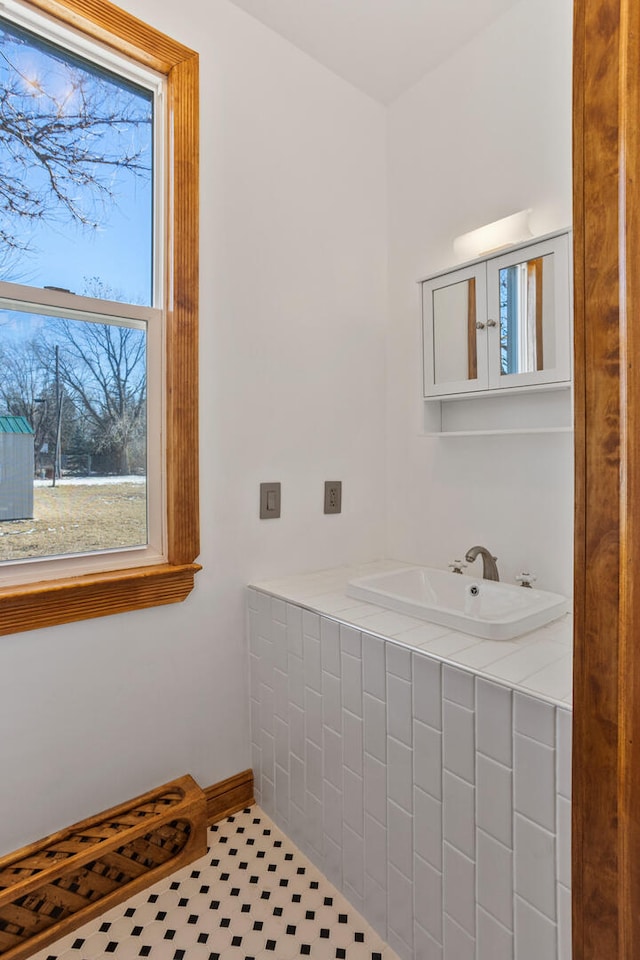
[487,319,498,327]
[476,321,486,330]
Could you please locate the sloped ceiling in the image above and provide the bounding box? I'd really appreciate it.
[226,0,521,104]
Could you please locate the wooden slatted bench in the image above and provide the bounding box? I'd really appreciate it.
[0,775,207,960]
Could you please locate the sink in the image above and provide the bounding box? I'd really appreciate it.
[346,566,569,641]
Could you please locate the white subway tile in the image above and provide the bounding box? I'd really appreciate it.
[248,609,260,656]
[477,829,513,930]
[322,779,342,845]
[388,800,413,881]
[387,864,415,954]
[557,884,571,960]
[514,897,558,960]
[414,786,442,870]
[271,619,287,672]
[275,763,289,822]
[343,767,364,837]
[514,734,556,831]
[443,665,475,709]
[271,596,286,623]
[289,703,305,759]
[414,923,443,960]
[388,674,413,746]
[514,692,556,746]
[443,843,476,936]
[273,667,289,722]
[362,632,386,699]
[304,687,323,747]
[387,642,412,680]
[302,609,320,639]
[476,678,512,767]
[557,796,571,889]
[323,725,342,790]
[413,654,442,729]
[364,812,388,887]
[342,651,363,717]
[420,632,479,658]
[343,709,364,776]
[556,708,572,800]
[443,915,476,960]
[305,739,323,801]
[414,720,442,800]
[364,752,388,826]
[443,771,475,859]
[247,587,259,612]
[320,617,340,676]
[323,834,343,891]
[363,693,387,763]
[261,775,274,815]
[514,814,556,921]
[476,754,513,848]
[386,928,413,960]
[340,622,362,657]
[477,908,514,960]
[343,881,365,921]
[290,753,305,810]
[259,682,275,735]
[288,653,305,710]
[365,874,388,942]
[443,701,475,783]
[303,634,322,693]
[414,854,442,944]
[257,590,271,623]
[251,742,261,782]
[286,602,303,657]
[305,791,323,855]
[322,670,342,734]
[249,653,260,701]
[388,736,413,813]
[343,823,364,896]
[274,714,289,770]
[260,729,274,780]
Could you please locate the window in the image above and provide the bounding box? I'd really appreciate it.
[0,0,199,635]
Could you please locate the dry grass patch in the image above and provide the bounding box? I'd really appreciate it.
[0,482,146,560]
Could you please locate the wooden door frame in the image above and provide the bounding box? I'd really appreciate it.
[573,0,640,955]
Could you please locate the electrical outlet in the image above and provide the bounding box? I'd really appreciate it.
[260,482,281,519]
[324,480,342,514]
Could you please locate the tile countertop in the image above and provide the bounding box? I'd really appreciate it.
[250,559,573,710]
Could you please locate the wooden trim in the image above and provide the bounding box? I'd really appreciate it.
[0,1,200,635]
[204,771,255,825]
[570,0,640,956]
[0,563,201,637]
[467,277,478,380]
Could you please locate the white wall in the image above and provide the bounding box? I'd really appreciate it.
[386,0,574,595]
[0,0,388,855]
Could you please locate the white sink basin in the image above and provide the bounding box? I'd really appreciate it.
[346,566,568,640]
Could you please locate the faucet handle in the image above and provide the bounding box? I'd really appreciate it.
[448,560,468,575]
[516,571,537,588]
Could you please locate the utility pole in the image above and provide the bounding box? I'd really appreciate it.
[53,345,63,487]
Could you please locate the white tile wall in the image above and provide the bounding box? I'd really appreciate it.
[248,588,572,960]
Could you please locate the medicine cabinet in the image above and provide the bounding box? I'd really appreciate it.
[421,231,572,401]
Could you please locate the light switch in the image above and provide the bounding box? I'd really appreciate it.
[260,482,281,519]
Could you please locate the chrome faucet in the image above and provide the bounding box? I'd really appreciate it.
[464,545,500,581]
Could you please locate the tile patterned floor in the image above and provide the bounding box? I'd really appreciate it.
[31,807,398,960]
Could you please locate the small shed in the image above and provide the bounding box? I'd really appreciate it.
[0,416,34,521]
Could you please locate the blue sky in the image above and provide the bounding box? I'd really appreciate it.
[0,15,153,306]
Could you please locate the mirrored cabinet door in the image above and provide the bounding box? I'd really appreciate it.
[422,263,488,397]
[486,233,571,389]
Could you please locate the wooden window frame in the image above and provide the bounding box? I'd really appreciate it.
[0,0,200,637]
